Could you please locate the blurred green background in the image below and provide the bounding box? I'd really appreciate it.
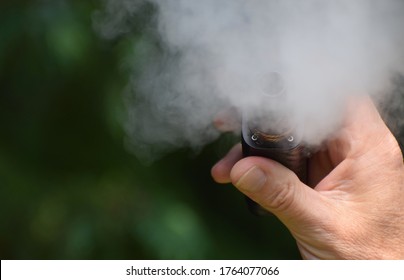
[0,0,300,259]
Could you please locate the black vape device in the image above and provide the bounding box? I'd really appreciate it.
[241,113,308,215]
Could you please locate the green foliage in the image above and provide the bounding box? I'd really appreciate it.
[0,0,299,259]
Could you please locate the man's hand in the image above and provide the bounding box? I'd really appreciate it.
[211,96,404,259]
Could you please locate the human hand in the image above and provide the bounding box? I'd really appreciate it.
[211,96,404,259]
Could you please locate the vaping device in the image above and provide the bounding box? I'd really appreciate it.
[241,119,308,215]
[241,72,308,215]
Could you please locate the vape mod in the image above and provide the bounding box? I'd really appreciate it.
[240,72,308,215]
[241,118,308,215]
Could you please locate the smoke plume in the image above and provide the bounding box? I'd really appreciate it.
[95,0,404,161]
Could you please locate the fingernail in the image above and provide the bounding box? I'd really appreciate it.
[235,166,267,192]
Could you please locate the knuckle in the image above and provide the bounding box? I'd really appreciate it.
[264,179,295,212]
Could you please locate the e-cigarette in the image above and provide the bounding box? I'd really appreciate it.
[241,73,308,215]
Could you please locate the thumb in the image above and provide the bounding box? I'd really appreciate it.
[230,157,330,228]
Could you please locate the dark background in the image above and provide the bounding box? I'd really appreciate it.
[1,0,403,260]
